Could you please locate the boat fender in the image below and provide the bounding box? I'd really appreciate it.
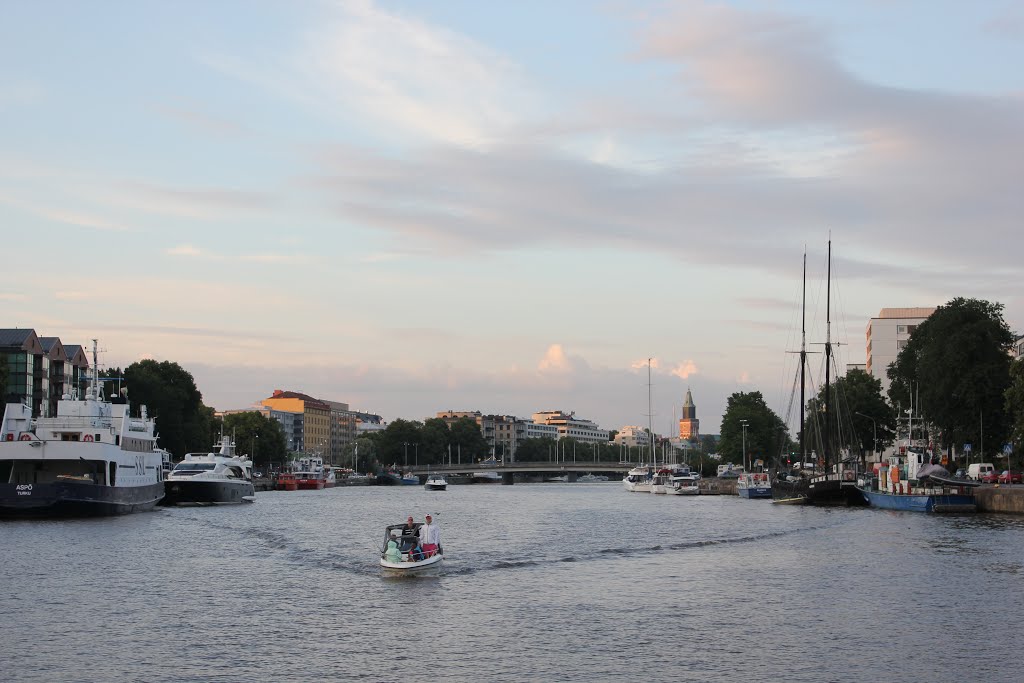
[83,434,94,442]
[19,433,31,441]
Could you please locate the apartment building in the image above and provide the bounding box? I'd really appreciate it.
[866,308,936,395]
[1,329,90,417]
[260,390,331,457]
[532,410,609,444]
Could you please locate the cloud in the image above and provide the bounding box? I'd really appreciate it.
[290,0,538,147]
[670,360,699,380]
[538,344,572,373]
[165,244,208,258]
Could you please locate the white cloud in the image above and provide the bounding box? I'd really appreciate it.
[670,360,699,379]
[538,344,572,373]
[165,244,209,258]
[293,0,537,147]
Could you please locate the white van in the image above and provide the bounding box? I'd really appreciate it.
[967,463,995,481]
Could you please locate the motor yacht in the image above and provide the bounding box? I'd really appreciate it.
[163,436,256,506]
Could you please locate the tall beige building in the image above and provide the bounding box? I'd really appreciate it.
[866,308,936,395]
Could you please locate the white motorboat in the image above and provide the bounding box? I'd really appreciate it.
[424,474,448,491]
[379,523,444,573]
[162,435,256,506]
[623,465,653,492]
[667,470,701,495]
[650,468,674,494]
[0,341,165,518]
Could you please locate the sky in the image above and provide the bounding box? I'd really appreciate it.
[2,0,1023,438]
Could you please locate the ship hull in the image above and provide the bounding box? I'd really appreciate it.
[0,481,165,518]
[161,480,255,506]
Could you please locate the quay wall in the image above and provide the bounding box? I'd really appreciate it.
[974,485,1024,514]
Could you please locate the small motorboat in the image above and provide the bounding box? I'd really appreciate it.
[424,474,448,491]
[379,523,444,573]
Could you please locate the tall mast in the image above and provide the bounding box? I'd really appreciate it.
[648,358,655,466]
[90,338,99,401]
[824,238,833,469]
[800,250,807,465]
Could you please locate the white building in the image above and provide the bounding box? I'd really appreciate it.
[532,410,610,444]
[866,307,936,396]
[613,425,651,448]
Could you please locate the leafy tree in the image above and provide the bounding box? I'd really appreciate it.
[510,437,552,461]
[888,298,1013,460]
[220,411,288,469]
[448,417,489,461]
[420,417,452,465]
[373,418,425,468]
[719,391,789,469]
[802,369,897,463]
[1005,358,1024,465]
[123,359,209,459]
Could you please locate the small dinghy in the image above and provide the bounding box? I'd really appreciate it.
[379,523,444,573]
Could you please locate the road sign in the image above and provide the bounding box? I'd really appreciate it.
[964,443,972,452]
[1005,443,1014,455]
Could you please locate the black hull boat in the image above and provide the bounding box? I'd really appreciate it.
[0,341,167,519]
[162,479,255,506]
[772,471,866,506]
[0,480,165,518]
[161,436,256,506]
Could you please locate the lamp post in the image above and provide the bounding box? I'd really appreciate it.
[403,442,409,468]
[414,443,419,467]
[855,412,877,464]
[739,420,749,471]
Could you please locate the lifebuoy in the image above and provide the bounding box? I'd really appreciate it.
[83,434,93,442]
[19,433,32,441]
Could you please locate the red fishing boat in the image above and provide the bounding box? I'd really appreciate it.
[275,472,298,491]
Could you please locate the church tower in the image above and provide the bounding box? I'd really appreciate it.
[678,388,699,441]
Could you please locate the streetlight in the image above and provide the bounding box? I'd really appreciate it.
[403,442,409,468]
[414,443,419,467]
[740,419,749,471]
[855,412,877,464]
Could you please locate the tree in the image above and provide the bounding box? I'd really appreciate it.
[1005,358,1024,465]
[123,359,211,459]
[802,369,896,463]
[719,391,789,469]
[888,298,1014,460]
[220,411,288,469]
[420,417,452,465]
[448,417,489,461]
[373,418,424,468]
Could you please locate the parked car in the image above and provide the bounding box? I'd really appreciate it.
[997,470,1022,484]
[954,468,967,479]
[980,471,1000,484]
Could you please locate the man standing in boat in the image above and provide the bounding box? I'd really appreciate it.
[419,514,440,557]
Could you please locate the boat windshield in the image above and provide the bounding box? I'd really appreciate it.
[173,463,216,472]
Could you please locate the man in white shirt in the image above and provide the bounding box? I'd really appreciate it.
[419,514,440,557]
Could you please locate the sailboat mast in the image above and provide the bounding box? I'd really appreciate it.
[648,358,655,467]
[824,239,833,469]
[800,250,807,466]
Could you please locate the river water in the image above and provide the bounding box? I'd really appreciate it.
[2,482,1023,683]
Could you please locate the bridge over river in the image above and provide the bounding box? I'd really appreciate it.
[403,460,635,484]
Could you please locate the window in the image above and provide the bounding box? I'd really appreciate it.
[897,340,908,350]
[897,325,907,334]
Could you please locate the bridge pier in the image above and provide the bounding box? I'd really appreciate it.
[501,472,515,486]
[568,471,578,483]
